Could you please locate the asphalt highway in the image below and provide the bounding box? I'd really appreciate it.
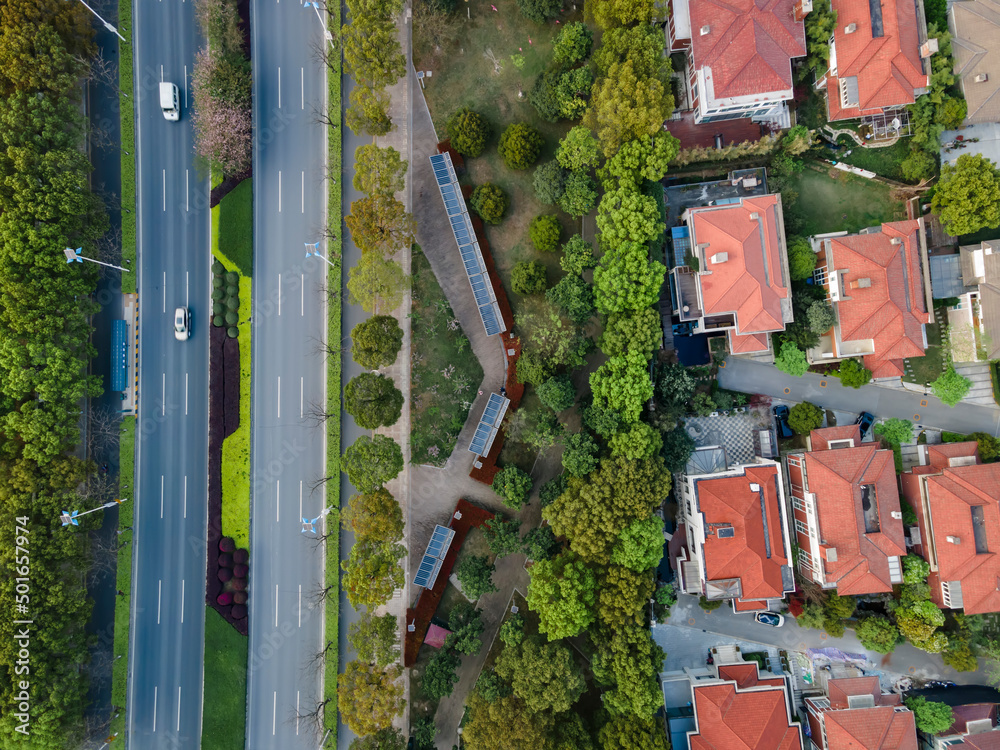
[126,0,211,746]
[246,1,330,746]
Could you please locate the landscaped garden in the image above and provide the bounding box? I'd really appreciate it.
[782,165,907,236]
[411,245,484,465]
[833,136,917,183]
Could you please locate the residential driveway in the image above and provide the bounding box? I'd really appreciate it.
[954,362,997,406]
[667,594,987,685]
[940,122,1000,167]
[718,356,1000,436]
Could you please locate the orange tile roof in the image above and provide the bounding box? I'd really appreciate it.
[824,706,918,749]
[825,0,928,120]
[734,597,770,611]
[695,464,791,602]
[827,677,890,708]
[729,330,772,353]
[690,195,790,338]
[804,428,907,595]
[926,442,981,470]
[962,735,1000,750]
[923,462,1000,614]
[825,221,930,379]
[690,0,806,99]
[689,663,802,750]
[810,424,863,451]
[948,704,998,735]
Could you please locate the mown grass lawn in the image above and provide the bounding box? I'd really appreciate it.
[218,179,253,275]
[201,608,248,750]
[787,165,907,236]
[833,137,916,183]
[903,317,947,386]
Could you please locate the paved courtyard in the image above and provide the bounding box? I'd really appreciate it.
[940,122,1000,168]
[683,409,771,465]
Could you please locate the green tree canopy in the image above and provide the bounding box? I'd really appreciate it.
[533,160,568,205]
[592,625,665,717]
[342,539,406,608]
[349,728,407,750]
[495,636,586,713]
[597,564,654,627]
[562,430,601,477]
[774,341,809,376]
[932,154,1000,236]
[492,465,533,510]
[347,252,408,314]
[609,421,662,460]
[599,132,680,187]
[353,144,407,196]
[559,171,599,217]
[546,274,595,324]
[482,515,523,557]
[905,696,955,734]
[585,59,673,157]
[463,693,555,750]
[903,554,931,584]
[612,516,665,571]
[470,183,508,224]
[838,358,872,388]
[592,0,656,30]
[591,351,655,424]
[523,525,559,561]
[530,214,562,251]
[661,426,696,473]
[446,602,486,655]
[856,616,899,654]
[600,308,662,360]
[931,365,972,407]
[787,236,817,280]
[341,488,404,545]
[344,372,404,429]
[424,648,462,699]
[446,106,491,157]
[561,234,596,275]
[498,122,544,170]
[511,260,548,295]
[537,374,576,412]
[552,21,593,65]
[346,192,415,257]
[526,550,599,639]
[348,612,400,667]
[807,300,837,334]
[351,315,404,369]
[874,418,913,447]
[595,186,665,246]
[337,661,405,736]
[599,717,671,750]
[788,401,823,434]
[594,242,666,315]
[456,555,498,599]
[557,126,601,172]
[343,434,404,492]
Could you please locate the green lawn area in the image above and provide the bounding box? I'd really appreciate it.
[786,165,907,236]
[119,0,136,293]
[218,179,253,275]
[834,137,916,183]
[108,415,135,748]
[201,608,248,750]
[903,318,947,386]
[411,245,484,466]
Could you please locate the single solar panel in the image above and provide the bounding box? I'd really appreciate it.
[413,525,456,589]
[468,393,511,455]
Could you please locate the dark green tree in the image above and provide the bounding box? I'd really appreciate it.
[498,122,544,170]
[492,465,533,509]
[469,183,508,224]
[446,106,492,157]
[344,372,404,429]
[456,555,498,599]
[350,315,403,369]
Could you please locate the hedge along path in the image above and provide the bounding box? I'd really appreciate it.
[119,0,136,293]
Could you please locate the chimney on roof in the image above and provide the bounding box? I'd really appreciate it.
[947,535,962,545]
[975,73,990,83]
[749,483,761,492]
[890,237,902,245]
[845,22,857,33]
[749,212,760,221]
[920,38,940,58]
[700,24,711,35]
[849,278,872,289]
[891,511,902,520]
[711,252,729,264]
[826,547,839,562]
[794,0,812,22]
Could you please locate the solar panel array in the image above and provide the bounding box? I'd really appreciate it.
[429,153,506,336]
[468,392,511,456]
[413,524,456,589]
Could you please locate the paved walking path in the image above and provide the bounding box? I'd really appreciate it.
[719,356,1000,437]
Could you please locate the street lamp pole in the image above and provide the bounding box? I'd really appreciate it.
[303,2,336,50]
[64,247,131,273]
[61,497,130,527]
[74,0,127,42]
[305,242,336,269]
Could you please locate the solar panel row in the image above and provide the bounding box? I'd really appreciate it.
[428,153,506,337]
[413,524,456,589]
[468,393,510,456]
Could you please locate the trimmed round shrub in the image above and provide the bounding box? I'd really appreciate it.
[225,311,239,326]
[227,327,239,339]
[231,577,247,592]
[217,592,234,606]
[498,122,544,170]
[218,568,233,582]
[511,261,548,295]
[213,276,223,288]
[213,316,224,327]
[212,260,225,274]
[533,161,568,205]
[446,107,492,157]
[233,564,249,578]
[233,591,248,605]
[225,271,239,284]
[470,183,508,224]
[225,296,239,311]
[218,552,234,568]
[212,289,224,302]
[213,302,224,315]
[232,604,247,620]
[220,537,236,553]
[234,549,249,565]
[530,214,561,251]
[226,285,238,297]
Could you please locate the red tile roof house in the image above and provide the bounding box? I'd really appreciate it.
[804,676,917,750]
[820,0,932,121]
[665,0,809,125]
[675,458,796,611]
[922,703,1000,748]
[786,425,907,594]
[806,220,933,380]
[901,441,1000,614]
[688,660,803,749]
[671,194,795,356]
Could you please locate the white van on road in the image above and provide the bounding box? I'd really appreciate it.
[159,82,180,121]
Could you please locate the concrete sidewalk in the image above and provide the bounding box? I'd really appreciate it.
[718,356,1000,437]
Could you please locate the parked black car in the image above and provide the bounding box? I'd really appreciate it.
[856,411,875,440]
[773,405,793,439]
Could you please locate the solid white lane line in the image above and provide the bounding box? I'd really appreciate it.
[162,373,165,416]
[301,68,304,110]
[160,475,164,519]
[185,372,189,415]
[300,377,304,418]
[177,687,181,732]
[185,271,189,307]
[298,584,302,627]
[277,67,281,109]
[153,686,158,732]
[278,170,282,212]
[275,586,279,628]
[160,65,163,81]
[299,481,303,523]
[186,169,189,211]
[183,475,187,519]
[278,273,282,315]
[296,690,300,734]
[163,272,166,312]
[277,376,281,419]
[183,65,188,107]
[301,171,305,214]
[180,579,185,624]
[276,480,280,523]
[162,169,166,212]
[272,692,277,735]
[157,580,162,625]
[300,274,305,316]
